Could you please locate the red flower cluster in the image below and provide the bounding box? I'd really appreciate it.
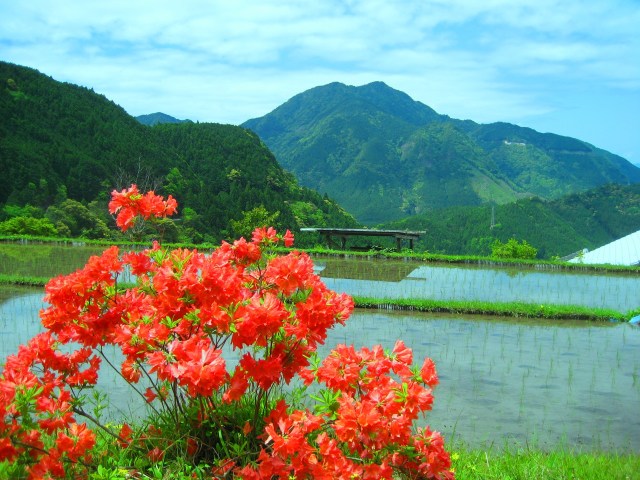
[235,340,453,479]
[0,332,97,478]
[108,184,177,231]
[0,186,454,479]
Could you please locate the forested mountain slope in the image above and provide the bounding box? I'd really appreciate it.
[381,183,640,258]
[0,62,357,243]
[136,112,190,126]
[243,82,640,224]
[4,61,637,257]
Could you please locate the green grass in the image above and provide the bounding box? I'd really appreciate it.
[7,439,634,479]
[0,235,217,251]
[4,234,640,274]
[8,436,633,480]
[1,276,637,323]
[0,273,49,286]
[451,446,640,480]
[353,296,633,322]
[299,246,640,275]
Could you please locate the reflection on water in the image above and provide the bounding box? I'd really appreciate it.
[0,287,44,344]
[319,260,416,282]
[3,244,638,313]
[321,310,640,452]
[0,287,149,419]
[315,257,640,313]
[2,286,638,451]
[0,243,108,278]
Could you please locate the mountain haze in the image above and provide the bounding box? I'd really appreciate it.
[243,82,640,224]
[136,112,190,126]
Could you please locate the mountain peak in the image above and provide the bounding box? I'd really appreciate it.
[244,80,442,139]
[359,80,394,92]
[136,112,189,126]
[242,82,640,224]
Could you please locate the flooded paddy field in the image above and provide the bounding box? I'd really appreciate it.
[2,244,639,451]
[2,286,638,451]
[315,256,640,313]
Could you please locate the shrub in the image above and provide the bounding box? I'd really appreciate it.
[491,238,538,259]
[0,216,58,236]
[0,185,453,479]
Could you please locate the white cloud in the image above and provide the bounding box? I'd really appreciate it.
[0,0,639,161]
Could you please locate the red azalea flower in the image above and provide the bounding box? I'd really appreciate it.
[109,184,177,232]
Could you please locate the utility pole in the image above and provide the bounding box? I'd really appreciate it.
[490,205,495,230]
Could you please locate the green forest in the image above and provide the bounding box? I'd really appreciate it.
[380,183,640,258]
[243,81,640,224]
[0,62,357,245]
[2,61,640,259]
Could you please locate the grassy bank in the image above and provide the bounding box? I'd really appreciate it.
[1,274,636,321]
[3,234,640,275]
[302,247,640,275]
[450,446,640,480]
[6,444,634,479]
[353,296,634,322]
[0,234,217,250]
[0,273,49,286]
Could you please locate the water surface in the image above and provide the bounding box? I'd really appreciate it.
[316,257,640,313]
[321,310,640,451]
[2,286,638,451]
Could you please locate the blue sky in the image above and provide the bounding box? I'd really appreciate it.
[2,0,639,164]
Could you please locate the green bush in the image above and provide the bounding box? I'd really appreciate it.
[0,216,58,236]
[491,238,537,259]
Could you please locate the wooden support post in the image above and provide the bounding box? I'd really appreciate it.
[300,228,426,252]
[324,234,339,250]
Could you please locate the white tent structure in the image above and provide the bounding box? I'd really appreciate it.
[569,230,640,266]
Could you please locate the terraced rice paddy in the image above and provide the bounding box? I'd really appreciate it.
[1,243,639,451]
[315,256,640,313]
